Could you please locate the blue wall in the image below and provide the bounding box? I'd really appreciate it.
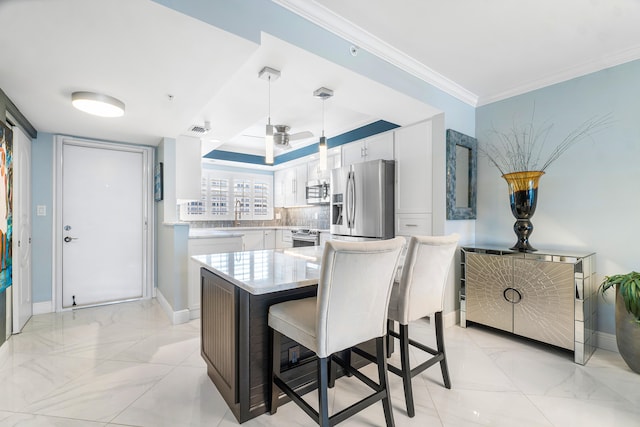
[31,132,54,302]
[476,59,640,335]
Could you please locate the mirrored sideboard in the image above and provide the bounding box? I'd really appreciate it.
[459,245,597,365]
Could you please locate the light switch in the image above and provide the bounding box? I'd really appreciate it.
[37,205,46,216]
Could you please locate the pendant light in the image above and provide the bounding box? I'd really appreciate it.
[259,67,281,165]
[313,87,333,170]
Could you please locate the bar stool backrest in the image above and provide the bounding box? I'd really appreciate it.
[315,237,404,358]
[397,234,459,324]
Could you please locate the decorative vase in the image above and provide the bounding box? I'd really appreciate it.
[616,286,640,374]
[502,171,544,252]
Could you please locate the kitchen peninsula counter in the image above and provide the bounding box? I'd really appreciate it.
[194,247,324,423]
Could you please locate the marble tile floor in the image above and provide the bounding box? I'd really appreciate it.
[0,299,639,426]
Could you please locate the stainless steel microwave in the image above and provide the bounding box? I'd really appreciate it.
[306,179,330,204]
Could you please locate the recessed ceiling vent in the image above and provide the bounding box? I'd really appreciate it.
[187,121,211,136]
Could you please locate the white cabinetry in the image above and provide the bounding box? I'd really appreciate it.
[263,228,276,249]
[307,148,342,180]
[188,235,243,318]
[276,229,293,249]
[242,229,278,250]
[176,135,202,201]
[394,120,433,236]
[342,132,394,166]
[275,163,308,207]
[242,230,266,250]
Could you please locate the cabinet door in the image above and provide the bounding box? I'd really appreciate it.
[294,164,308,206]
[365,132,394,161]
[242,230,265,250]
[342,140,364,166]
[273,169,286,208]
[176,135,202,201]
[465,253,513,333]
[513,259,575,350]
[394,121,432,214]
[263,229,276,249]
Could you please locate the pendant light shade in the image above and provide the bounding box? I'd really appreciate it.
[259,66,280,165]
[318,136,327,170]
[314,87,333,171]
[265,123,274,165]
[71,91,125,117]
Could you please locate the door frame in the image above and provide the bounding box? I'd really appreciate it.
[53,136,155,312]
[11,122,32,333]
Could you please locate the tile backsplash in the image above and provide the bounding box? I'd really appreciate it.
[188,205,330,230]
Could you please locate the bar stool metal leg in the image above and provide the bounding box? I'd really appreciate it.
[398,324,414,417]
[318,357,330,427]
[377,337,396,427]
[270,328,281,414]
[435,311,451,389]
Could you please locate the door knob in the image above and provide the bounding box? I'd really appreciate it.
[64,236,78,243]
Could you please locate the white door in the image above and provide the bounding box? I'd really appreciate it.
[12,126,32,333]
[61,141,146,308]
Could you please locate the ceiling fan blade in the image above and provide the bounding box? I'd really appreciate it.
[289,131,314,141]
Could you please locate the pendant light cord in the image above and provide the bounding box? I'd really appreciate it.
[321,97,325,137]
[268,76,271,126]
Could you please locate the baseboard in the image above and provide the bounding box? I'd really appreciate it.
[189,308,201,320]
[596,331,618,353]
[33,301,54,315]
[155,289,190,325]
[444,310,458,329]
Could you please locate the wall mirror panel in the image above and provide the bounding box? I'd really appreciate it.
[446,129,477,220]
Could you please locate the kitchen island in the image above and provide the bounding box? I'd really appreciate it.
[193,247,324,423]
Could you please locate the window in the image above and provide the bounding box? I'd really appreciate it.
[180,167,273,221]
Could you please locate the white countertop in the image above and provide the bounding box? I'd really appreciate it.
[188,228,245,238]
[192,246,324,295]
[188,227,330,239]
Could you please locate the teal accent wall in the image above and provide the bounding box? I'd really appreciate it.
[204,120,399,165]
[476,59,640,335]
[31,132,54,303]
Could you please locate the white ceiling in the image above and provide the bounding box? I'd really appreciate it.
[1,0,639,157]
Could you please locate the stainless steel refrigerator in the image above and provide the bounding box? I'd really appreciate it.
[330,159,395,240]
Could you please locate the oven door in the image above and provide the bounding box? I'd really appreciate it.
[292,238,318,247]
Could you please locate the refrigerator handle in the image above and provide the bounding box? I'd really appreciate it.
[348,171,356,229]
[345,172,352,228]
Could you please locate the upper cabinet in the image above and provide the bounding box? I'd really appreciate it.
[342,131,394,166]
[394,121,433,214]
[307,148,342,180]
[176,136,202,201]
[274,163,307,207]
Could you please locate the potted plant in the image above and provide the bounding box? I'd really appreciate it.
[600,271,640,373]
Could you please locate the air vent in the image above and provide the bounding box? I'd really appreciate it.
[187,121,211,136]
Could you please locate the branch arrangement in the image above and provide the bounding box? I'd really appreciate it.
[479,107,613,175]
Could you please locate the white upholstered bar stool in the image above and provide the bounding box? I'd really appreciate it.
[268,237,405,427]
[386,234,459,417]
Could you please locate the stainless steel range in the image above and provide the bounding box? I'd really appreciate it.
[291,229,320,247]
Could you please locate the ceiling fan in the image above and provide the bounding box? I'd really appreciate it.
[273,124,313,149]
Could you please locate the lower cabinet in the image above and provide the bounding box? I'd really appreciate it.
[200,268,317,423]
[460,246,597,365]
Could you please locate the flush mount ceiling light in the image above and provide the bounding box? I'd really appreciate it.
[314,87,333,171]
[259,66,281,165]
[71,91,125,117]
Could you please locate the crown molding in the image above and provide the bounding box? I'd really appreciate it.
[478,45,640,106]
[273,0,479,107]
